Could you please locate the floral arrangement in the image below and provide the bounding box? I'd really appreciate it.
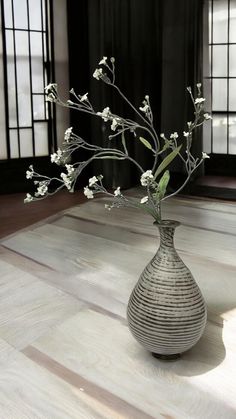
[25,56,211,223]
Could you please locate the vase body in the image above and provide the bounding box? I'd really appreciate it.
[127,220,207,359]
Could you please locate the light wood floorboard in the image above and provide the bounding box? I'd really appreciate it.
[0,194,235,418]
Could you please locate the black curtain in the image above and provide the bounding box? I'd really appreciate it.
[161,0,204,177]
[67,0,204,189]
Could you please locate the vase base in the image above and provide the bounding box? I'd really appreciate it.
[152,352,181,361]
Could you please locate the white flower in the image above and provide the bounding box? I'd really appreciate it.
[111,118,119,131]
[110,57,115,63]
[196,83,202,88]
[35,182,48,196]
[99,56,107,65]
[44,83,58,102]
[65,164,74,176]
[202,152,210,159]
[67,100,74,105]
[93,68,103,80]
[105,204,111,210]
[51,148,63,164]
[145,95,149,100]
[61,172,72,190]
[46,95,56,103]
[140,170,153,186]
[170,132,178,140]
[44,83,57,95]
[64,127,73,141]
[140,196,148,204]
[26,170,33,179]
[80,93,88,102]
[139,104,149,114]
[24,193,33,203]
[183,131,189,137]
[114,186,121,196]
[97,107,111,121]
[84,186,94,199]
[160,133,165,138]
[187,121,192,129]
[195,97,205,104]
[50,153,57,163]
[204,113,212,120]
[26,165,34,179]
[89,176,98,187]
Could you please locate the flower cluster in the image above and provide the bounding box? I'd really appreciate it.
[83,175,122,200]
[51,149,63,164]
[25,57,211,223]
[140,170,154,186]
[64,127,73,142]
[44,83,58,102]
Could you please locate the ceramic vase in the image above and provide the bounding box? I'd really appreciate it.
[127,220,207,360]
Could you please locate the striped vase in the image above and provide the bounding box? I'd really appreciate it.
[127,220,207,360]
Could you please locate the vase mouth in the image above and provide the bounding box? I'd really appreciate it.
[154,219,181,228]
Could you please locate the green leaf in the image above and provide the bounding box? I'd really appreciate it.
[154,144,182,180]
[157,170,170,200]
[139,137,152,150]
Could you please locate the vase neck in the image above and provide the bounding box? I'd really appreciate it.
[155,220,180,250]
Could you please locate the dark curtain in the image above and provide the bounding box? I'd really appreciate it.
[161,0,204,177]
[67,0,204,189]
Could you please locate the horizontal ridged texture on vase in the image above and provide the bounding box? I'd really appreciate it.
[127,220,207,356]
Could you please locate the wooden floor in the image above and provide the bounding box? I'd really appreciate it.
[0,190,86,239]
[0,191,236,418]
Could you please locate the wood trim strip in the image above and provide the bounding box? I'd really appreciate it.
[85,302,126,324]
[0,245,55,271]
[23,346,157,419]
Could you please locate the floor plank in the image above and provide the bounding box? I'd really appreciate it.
[2,216,236,324]
[0,193,235,418]
[68,196,236,238]
[23,345,155,419]
[30,308,236,419]
[0,259,84,349]
[0,349,116,419]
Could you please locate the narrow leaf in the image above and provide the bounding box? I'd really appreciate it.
[154,144,182,180]
[139,136,152,150]
[158,170,170,200]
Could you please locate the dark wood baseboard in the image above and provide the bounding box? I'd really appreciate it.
[0,190,86,239]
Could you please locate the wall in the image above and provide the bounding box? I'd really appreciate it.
[0,1,8,160]
[53,0,69,147]
[0,0,69,160]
